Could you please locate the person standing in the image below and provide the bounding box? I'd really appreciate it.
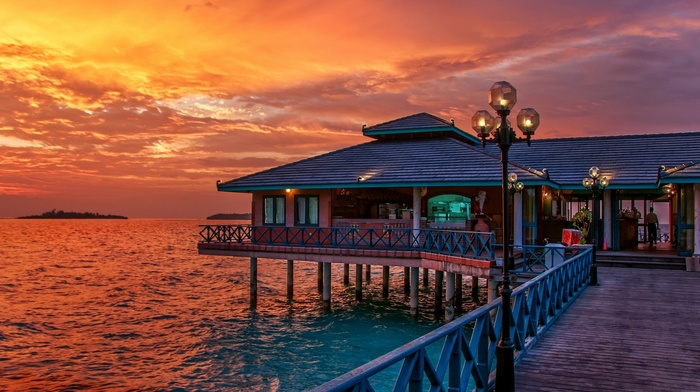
[645,207,659,246]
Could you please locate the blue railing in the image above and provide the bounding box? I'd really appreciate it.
[199,225,496,260]
[518,244,583,272]
[309,247,593,392]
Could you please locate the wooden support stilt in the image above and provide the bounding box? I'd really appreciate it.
[423,267,429,288]
[455,274,463,310]
[317,262,323,293]
[410,266,419,318]
[445,272,455,322]
[286,259,294,301]
[404,267,410,295]
[382,266,389,298]
[355,264,363,301]
[472,276,480,304]
[487,277,498,304]
[343,263,350,285]
[365,264,371,282]
[323,262,331,311]
[250,257,258,310]
[434,270,443,318]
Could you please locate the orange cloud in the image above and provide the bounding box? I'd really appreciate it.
[1,0,699,217]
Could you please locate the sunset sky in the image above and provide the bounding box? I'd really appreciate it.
[2,1,699,218]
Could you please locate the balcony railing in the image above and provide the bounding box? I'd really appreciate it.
[309,246,593,391]
[199,225,496,260]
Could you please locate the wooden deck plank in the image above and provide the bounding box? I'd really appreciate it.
[515,267,700,392]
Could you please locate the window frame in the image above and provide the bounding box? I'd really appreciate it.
[294,195,320,226]
[263,195,286,226]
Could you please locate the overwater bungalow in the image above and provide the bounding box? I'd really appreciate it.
[198,111,700,316]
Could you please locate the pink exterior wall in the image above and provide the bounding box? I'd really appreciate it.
[252,189,332,226]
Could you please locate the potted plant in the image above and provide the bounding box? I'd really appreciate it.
[572,206,592,244]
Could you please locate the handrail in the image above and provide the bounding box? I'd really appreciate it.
[309,247,593,392]
[199,225,496,260]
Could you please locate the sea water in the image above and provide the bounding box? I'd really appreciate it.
[0,219,485,391]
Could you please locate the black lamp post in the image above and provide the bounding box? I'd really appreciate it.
[582,166,609,286]
[471,81,539,392]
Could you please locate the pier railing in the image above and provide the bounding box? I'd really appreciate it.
[309,246,593,392]
[199,225,495,260]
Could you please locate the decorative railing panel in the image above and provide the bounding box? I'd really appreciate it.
[309,247,592,392]
[199,225,496,260]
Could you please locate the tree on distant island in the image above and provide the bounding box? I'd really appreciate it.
[17,209,128,219]
[206,212,251,220]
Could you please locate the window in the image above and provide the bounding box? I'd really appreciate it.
[263,196,285,225]
[295,195,319,226]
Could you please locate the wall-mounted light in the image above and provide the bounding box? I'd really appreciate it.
[357,176,365,183]
[286,188,292,193]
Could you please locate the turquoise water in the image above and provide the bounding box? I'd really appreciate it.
[0,219,484,391]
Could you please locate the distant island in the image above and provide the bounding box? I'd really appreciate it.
[206,212,251,220]
[18,210,128,219]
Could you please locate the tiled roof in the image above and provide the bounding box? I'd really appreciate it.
[362,112,480,144]
[217,112,700,193]
[508,132,700,189]
[659,161,700,183]
[364,112,454,132]
[217,137,550,192]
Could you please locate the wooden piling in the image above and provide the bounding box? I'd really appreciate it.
[404,267,410,294]
[323,262,331,311]
[455,273,463,310]
[471,276,480,304]
[250,257,257,310]
[286,259,294,301]
[445,272,455,322]
[410,266,419,318]
[317,262,323,293]
[365,264,371,282]
[355,264,363,301]
[343,263,350,285]
[423,267,429,287]
[434,270,443,317]
[382,266,389,298]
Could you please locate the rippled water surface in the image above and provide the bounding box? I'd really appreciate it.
[0,219,485,391]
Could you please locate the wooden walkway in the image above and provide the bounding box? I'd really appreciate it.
[515,266,700,392]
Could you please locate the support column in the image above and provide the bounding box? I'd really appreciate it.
[455,274,463,310]
[694,184,700,257]
[487,277,498,304]
[513,192,523,247]
[286,259,294,301]
[472,276,480,304]
[355,264,363,301]
[603,189,613,250]
[323,262,331,311]
[382,266,390,298]
[434,270,443,318]
[445,272,455,322]
[317,262,323,293]
[413,186,423,247]
[250,257,257,310]
[365,264,371,282]
[410,266,419,319]
[423,268,429,287]
[403,267,410,294]
[343,263,350,285]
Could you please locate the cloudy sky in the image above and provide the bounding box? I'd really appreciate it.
[1,0,699,218]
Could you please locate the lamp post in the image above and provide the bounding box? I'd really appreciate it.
[472,81,539,392]
[582,166,609,286]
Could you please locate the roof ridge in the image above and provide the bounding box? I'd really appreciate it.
[363,112,453,131]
